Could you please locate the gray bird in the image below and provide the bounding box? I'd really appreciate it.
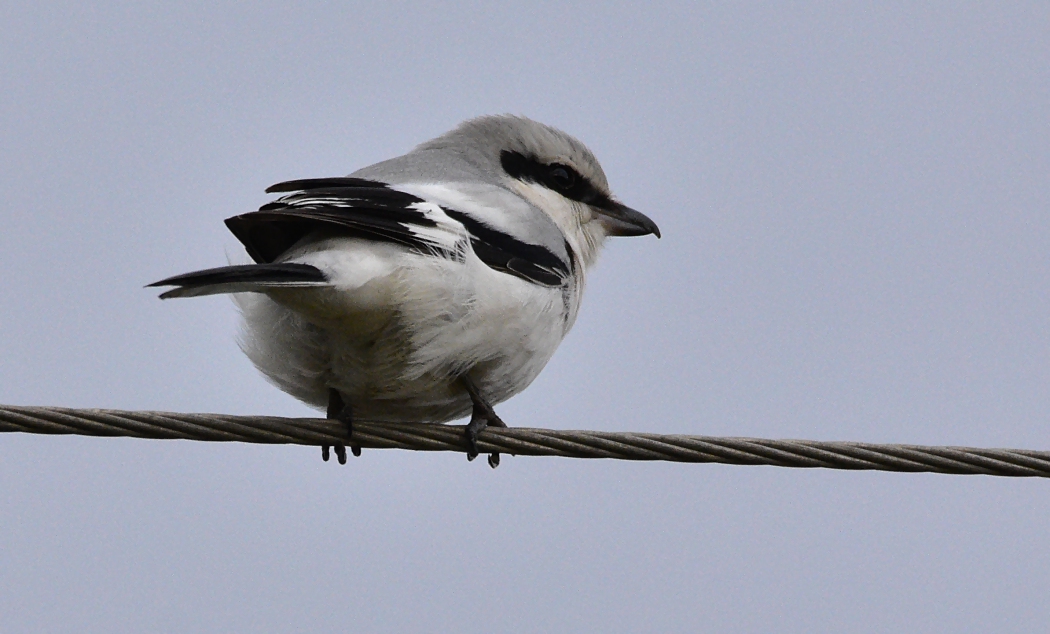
[150,115,660,467]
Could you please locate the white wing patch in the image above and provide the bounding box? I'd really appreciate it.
[404,201,468,257]
[394,182,566,256]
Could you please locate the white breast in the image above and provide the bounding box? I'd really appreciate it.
[235,237,574,423]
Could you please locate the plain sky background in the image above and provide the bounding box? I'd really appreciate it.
[2,2,1048,632]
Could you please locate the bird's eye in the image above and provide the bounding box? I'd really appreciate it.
[547,165,575,190]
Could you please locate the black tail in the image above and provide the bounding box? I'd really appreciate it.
[147,263,328,299]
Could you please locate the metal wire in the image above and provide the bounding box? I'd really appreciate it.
[2,404,1048,477]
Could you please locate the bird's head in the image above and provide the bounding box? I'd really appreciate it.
[419,115,659,267]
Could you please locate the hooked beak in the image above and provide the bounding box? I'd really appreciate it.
[594,201,661,238]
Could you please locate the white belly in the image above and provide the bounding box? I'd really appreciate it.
[234,239,575,423]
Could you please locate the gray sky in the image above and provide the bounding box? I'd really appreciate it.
[2,2,1048,632]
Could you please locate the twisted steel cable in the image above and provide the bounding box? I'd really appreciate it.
[2,404,1049,477]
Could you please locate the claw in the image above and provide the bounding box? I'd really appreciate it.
[465,422,481,460]
[461,375,507,468]
[326,388,359,464]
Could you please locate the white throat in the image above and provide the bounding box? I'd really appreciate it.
[507,180,607,271]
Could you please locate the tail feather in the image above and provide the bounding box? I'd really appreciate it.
[148,263,328,299]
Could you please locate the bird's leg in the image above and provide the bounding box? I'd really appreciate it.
[324,388,360,464]
[460,375,507,468]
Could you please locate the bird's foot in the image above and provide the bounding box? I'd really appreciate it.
[461,376,507,468]
[465,407,506,466]
[323,388,361,464]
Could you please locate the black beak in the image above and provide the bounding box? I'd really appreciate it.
[594,201,661,238]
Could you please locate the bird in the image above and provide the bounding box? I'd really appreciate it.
[149,115,660,467]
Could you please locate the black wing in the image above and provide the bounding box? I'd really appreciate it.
[226,178,451,264]
[226,177,572,287]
